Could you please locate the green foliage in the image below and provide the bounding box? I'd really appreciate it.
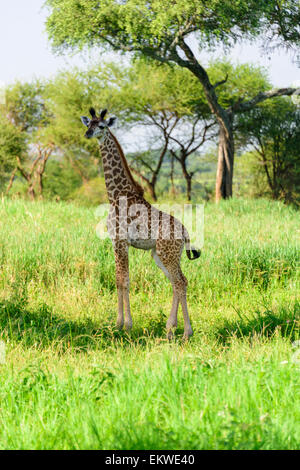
[263,0,300,54]
[207,59,271,108]
[232,151,265,199]
[105,59,215,199]
[0,119,26,184]
[0,59,295,204]
[108,59,209,118]
[45,0,276,53]
[44,67,118,186]
[71,176,108,206]
[111,59,271,201]
[45,69,100,156]
[236,97,300,203]
[0,80,55,196]
[44,0,300,202]
[0,69,108,197]
[5,80,51,135]
[42,159,83,200]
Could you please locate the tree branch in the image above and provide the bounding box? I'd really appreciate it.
[213,73,229,89]
[231,87,300,113]
[5,167,17,195]
[16,157,30,181]
[129,165,151,185]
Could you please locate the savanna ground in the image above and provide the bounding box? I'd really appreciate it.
[0,197,299,450]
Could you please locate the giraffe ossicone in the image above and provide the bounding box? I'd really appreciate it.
[81,108,201,339]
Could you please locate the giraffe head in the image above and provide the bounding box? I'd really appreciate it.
[81,108,117,141]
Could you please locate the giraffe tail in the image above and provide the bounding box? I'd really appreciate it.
[186,247,201,260]
[184,233,201,260]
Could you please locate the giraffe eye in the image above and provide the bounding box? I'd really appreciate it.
[98,125,105,129]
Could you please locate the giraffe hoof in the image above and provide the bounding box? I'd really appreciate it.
[183,329,193,340]
[167,327,177,340]
[124,321,133,332]
[116,319,124,330]
[167,330,174,341]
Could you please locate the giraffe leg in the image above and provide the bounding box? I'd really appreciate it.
[116,285,124,330]
[174,273,193,340]
[167,266,193,340]
[123,281,132,332]
[155,242,193,340]
[152,248,179,339]
[166,294,179,340]
[114,241,132,331]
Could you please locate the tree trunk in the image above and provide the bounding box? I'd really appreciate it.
[37,172,43,197]
[68,156,89,186]
[215,121,235,202]
[186,175,192,201]
[28,183,36,201]
[148,181,157,201]
[147,139,168,201]
[170,153,176,196]
[180,157,193,201]
[147,40,299,202]
[6,168,17,195]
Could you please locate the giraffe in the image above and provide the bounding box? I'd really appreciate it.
[81,108,201,339]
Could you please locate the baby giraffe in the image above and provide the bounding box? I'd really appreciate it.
[81,108,200,339]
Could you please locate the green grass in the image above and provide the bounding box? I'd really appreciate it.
[0,197,299,449]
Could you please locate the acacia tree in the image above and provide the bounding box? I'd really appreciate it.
[169,121,215,201]
[44,68,108,185]
[264,0,300,56]
[0,118,26,193]
[104,59,272,200]
[105,60,214,200]
[45,0,300,201]
[1,80,55,199]
[15,143,54,199]
[237,98,300,203]
[127,147,170,201]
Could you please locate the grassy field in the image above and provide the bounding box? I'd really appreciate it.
[0,197,299,450]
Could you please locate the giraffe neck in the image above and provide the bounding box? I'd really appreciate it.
[98,129,142,204]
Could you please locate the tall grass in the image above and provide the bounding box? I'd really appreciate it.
[0,197,299,449]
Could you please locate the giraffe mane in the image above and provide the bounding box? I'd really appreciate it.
[109,131,144,197]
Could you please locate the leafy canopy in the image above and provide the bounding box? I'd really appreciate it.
[5,80,50,134]
[0,119,26,183]
[237,97,300,202]
[106,59,209,119]
[45,0,275,55]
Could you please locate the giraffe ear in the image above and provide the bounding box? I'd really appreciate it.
[107,116,117,127]
[81,116,90,127]
[100,109,108,119]
[89,107,96,118]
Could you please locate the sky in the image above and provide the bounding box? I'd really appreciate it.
[0,1,299,88]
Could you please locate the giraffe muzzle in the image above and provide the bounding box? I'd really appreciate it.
[85,130,93,139]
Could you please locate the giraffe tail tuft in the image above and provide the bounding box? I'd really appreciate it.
[184,232,201,260]
[186,248,201,260]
